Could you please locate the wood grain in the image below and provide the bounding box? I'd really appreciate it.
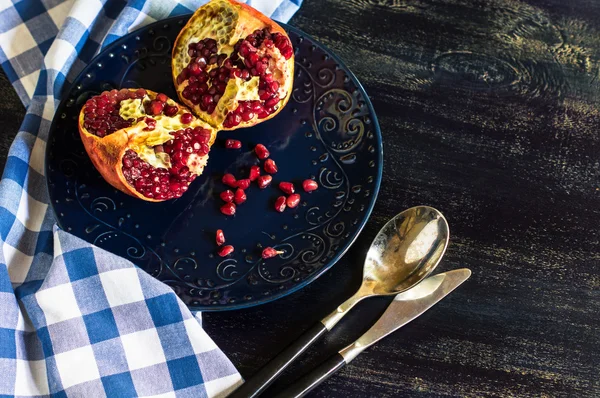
[1,0,599,396]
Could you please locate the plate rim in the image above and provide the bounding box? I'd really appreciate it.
[45,16,384,312]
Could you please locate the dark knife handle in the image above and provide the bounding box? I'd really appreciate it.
[272,353,347,398]
[229,322,329,398]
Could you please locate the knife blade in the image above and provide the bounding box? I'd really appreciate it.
[340,268,471,362]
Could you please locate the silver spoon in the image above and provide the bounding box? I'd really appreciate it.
[229,205,450,398]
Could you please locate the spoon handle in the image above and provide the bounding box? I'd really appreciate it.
[228,322,328,398]
[272,353,347,398]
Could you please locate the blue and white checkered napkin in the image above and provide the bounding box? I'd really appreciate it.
[0,0,302,396]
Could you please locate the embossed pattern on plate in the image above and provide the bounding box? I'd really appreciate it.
[45,17,383,311]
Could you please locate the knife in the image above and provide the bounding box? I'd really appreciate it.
[272,268,472,398]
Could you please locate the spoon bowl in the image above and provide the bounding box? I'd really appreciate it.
[322,205,449,329]
[364,205,449,295]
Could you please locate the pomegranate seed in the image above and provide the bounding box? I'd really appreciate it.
[279,182,295,195]
[156,93,168,103]
[234,188,247,205]
[287,193,301,208]
[264,159,278,174]
[216,229,225,246]
[262,247,284,259]
[222,173,237,187]
[257,175,272,189]
[254,144,270,159]
[220,190,234,202]
[164,105,178,116]
[181,113,193,124]
[218,245,234,257]
[237,179,251,190]
[249,165,260,181]
[303,179,318,192]
[220,202,236,216]
[274,196,286,212]
[149,100,165,115]
[225,139,242,149]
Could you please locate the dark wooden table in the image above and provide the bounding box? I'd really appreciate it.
[2,0,599,396]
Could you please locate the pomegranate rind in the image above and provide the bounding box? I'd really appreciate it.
[78,89,217,202]
[172,0,295,130]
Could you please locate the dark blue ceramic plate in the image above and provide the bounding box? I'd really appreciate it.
[46,16,383,311]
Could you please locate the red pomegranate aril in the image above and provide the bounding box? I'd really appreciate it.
[181,113,193,124]
[255,144,270,159]
[274,196,286,212]
[225,139,242,149]
[287,193,301,208]
[149,100,165,115]
[257,175,272,189]
[234,188,247,205]
[156,93,168,102]
[237,179,251,190]
[264,159,278,174]
[164,105,178,116]
[220,190,234,203]
[218,245,234,257]
[188,62,201,75]
[262,247,284,259]
[279,182,294,195]
[216,229,225,246]
[249,165,260,181]
[222,173,237,188]
[220,202,236,216]
[303,179,319,192]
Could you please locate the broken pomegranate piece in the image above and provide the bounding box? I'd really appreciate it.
[262,247,283,259]
[172,0,294,130]
[79,88,216,202]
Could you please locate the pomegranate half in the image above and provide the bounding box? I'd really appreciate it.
[172,0,295,130]
[78,88,217,202]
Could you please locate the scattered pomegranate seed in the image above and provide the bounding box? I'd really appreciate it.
[287,193,301,208]
[262,247,284,259]
[216,229,225,246]
[249,165,261,181]
[257,175,272,189]
[156,93,168,103]
[222,173,237,187]
[164,105,178,117]
[264,159,278,174]
[237,179,251,190]
[225,139,242,149]
[218,245,234,257]
[274,196,286,212]
[254,144,270,159]
[220,190,234,202]
[303,179,319,192]
[220,202,236,216]
[181,113,193,124]
[234,188,247,205]
[279,182,294,195]
[149,100,165,115]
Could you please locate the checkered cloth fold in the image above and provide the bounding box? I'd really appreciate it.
[0,0,302,396]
